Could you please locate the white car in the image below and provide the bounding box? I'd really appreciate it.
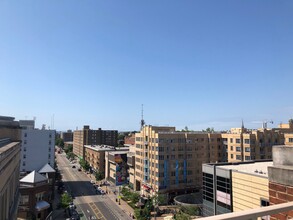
[100,189,105,194]
[90,180,95,184]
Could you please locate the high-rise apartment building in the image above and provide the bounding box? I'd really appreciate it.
[60,130,73,142]
[73,126,118,158]
[134,125,225,199]
[0,116,21,220]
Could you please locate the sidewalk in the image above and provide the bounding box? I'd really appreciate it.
[86,173,135,219]
[52,186,68,220]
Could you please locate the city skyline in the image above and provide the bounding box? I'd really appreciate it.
[1,1,293,131]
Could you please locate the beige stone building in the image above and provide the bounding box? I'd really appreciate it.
[223,120,293,163]
[0,116,21,220]
[202,160,271,216]
[284,133,293,146]
[134,125,225,199]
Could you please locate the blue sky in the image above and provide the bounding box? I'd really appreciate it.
[1,1,293,131]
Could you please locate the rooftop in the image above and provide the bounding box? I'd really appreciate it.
[219,161,273,177]
[84,144,116,151]
[38,163,55,173]
[20,170,47,184]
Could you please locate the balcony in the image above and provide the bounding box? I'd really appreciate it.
[196,201,293,220]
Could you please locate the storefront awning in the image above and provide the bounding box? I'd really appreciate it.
[35,200,50,211]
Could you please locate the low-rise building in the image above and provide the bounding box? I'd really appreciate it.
[84,145,116,174]
[105,150,129,185]
[202,160,272,217]
[18,171,51,220]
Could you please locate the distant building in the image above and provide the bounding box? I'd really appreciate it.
[73,126,118,158]
[19,120,35,130]
[222,120,293,163]
[124,133,135,145]
[60,130,73,142]
[20,129,55,172]
[284,133,293,146]
[202,160,272,217]
[0,116,21,220]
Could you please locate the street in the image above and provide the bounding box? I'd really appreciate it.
[56,152,132,220]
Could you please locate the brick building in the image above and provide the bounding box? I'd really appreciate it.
[268,145,293,220]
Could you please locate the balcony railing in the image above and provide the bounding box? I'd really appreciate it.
[196,201,293,220]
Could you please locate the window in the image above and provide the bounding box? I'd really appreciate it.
[245,147,250,152]
[230,138,233,143]
[236,147,241,152]
[236,139,241,143]
[23,154,26,159]
[231,154,234,159]
[289,138,293,143]
[49,134,52,138]
[24,140,27,144]
[230,146,233,151]
[24,133,27,137]
[244,139,250,144]
[36,192,45,201]
[49,140,51,145]
[236,155,241,160]
[20,195,29,205]
[23,147,26,152]
[245,156,251,160]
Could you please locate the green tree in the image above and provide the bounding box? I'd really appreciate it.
[95,171,104,181]
[55,138,64,148]
[79,159,90,170]
[130,192,140,204]
[61,192,72,209]
[202,127,215,133]
[174,211,190,220]
[67,152,75,160]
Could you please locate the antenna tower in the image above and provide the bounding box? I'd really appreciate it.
[140,104,145,129]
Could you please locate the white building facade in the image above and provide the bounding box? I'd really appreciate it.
[20,129,55,172]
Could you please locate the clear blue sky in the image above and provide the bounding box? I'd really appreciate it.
[1,1,293,131]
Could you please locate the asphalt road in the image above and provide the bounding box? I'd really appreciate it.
[56,152,131,220]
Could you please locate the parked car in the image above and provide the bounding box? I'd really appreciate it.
[90,180,95,184]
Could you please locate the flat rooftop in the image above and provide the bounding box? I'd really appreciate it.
[109,150,129,155]
[219,161,273,177]
[84,144,116,151]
